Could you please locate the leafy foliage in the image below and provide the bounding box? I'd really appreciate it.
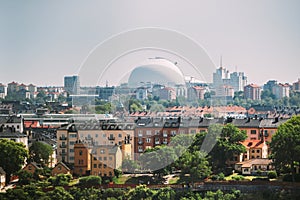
[29,141,53,167]
[0,139,28,184]
[270,115,300,182]
[78,175,102,186]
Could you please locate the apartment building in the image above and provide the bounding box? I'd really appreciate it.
[56,122,135,164]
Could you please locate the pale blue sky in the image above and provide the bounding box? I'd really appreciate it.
[0,0,299,86]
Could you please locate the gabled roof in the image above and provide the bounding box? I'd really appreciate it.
[240,140,265,149]
[54,161,71,171]
[25,162,42,169]
[236,159,272,168]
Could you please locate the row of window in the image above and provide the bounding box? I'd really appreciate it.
[93,164,107,168]
[93,156,113,161]
[79,133,124,138]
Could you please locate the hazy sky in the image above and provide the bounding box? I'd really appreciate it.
[0,0,299,86]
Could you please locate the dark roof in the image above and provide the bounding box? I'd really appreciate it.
[0,129,27,138]
[259,118,288,128]
[226,118,261,128]
[26,162,42,169]
[55,161,71,171]
[0,115,22,124]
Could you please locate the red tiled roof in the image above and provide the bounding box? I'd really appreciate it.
[240,140,265,149]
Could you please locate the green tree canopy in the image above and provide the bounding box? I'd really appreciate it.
[270,115,300,182]
[0,139,28,184]
[29,141,53,167]
[210,123,247,172]
[177,150,211,182]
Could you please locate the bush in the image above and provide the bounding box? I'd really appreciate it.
[211,173,225,181]
[232,175,245,181]
[268,171,277,179]
[48,174,72,186]
[79,175,102,186]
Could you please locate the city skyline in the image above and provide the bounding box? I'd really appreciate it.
[1,0,300,86]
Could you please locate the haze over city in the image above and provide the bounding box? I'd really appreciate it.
[1,0,300,86]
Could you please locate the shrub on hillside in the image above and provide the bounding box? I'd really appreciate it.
[267,171,277,179]
[79,175,102,186]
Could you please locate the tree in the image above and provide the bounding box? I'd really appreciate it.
[210,123,247,172]
[270,115,300,182]
[0,139,28,184]
[47,187,74,200]
[153,187,176,200]
[78,175,101,187]
[126,184,154,200]
[48,174,72,186]
[122,157,140,173]
[177,150,211,183]
[29,141,53,167]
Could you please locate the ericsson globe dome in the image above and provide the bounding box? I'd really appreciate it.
[128,58,185,87]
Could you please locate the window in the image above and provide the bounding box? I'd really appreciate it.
[118,133,122,138]
[138,146,143,152]
[95,134,98,138]
[138,130,143,137]
[155,130,159,135]
[70,134,76,138]
[251,130,257,134]
[109,172,113,177]
[190,130,196,134]
[109,157,112,161]
[70,141,75,145]
[93,157,97,161]
[171,130,176,136]
[100,149,105,154]
[146,130,151,135]
[79,150,83,156]
[99,157,102,161]
[252,150,255,153]
[98,164,102,168]
[104,164,107,168]
[103,134,106,138]
[94,164,97,168]
[70,149,74,153]
[70,157,74,160]
[256,150,260,153]
[146,138,151,143]
[28,166,32,170]
[17,125,20,129]
[58,166,61,170]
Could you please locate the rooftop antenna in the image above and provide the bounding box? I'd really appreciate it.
[220,55,223,68]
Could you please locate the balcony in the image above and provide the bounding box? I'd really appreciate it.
[59,152,67,156]
[163,134,168,137]
[138,140,143,145]
[155,141,160,145]
[59,136,67,140]
[60,144,66,148]
[138,148,143,153]
[163,141,168,144]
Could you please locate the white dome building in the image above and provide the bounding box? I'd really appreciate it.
[128,58,185,87]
